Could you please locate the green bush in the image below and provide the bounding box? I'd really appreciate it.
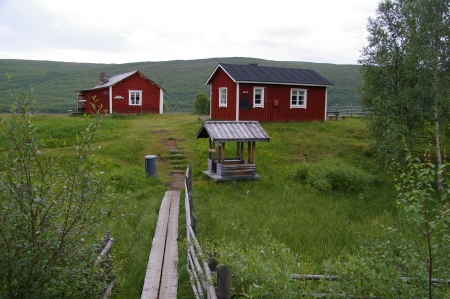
[325,152,450,298]
[203,226,312,298]
[0,80,111,298]
[193,92,210,115]
[296,158,377,192]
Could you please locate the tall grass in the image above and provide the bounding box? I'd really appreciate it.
[4,114,438,298]
[188,119,399,273]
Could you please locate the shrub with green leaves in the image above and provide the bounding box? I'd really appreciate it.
[325,152,450,298]
[0,79,112,298]
[295,158,378,192]
[203,225,316,298]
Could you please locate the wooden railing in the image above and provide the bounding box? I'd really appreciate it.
[185,165,230,299]
[96,231,115,299]
[326,104,366,119]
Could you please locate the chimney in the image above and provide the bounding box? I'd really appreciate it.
[98,72,109,85]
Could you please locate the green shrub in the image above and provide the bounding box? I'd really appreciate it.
[0,80,111,298]
[294,164,309,181]
[296,158,378,192]
[203,226,312,298]
[325,152,450,298]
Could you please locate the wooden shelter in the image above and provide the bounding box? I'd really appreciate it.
[196,121,270,181]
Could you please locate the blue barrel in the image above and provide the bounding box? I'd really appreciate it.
[145,155,157,177]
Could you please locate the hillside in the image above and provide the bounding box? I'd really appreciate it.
[0,57,361,113]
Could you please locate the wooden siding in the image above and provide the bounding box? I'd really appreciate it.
[112,73,161,114]
[210,69,237,120]
[238,83,326,122]
[209,69,327,122]
[85,72,161,114]
[85,88,110,114]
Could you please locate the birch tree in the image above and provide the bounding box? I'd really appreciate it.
[360,0,450,191]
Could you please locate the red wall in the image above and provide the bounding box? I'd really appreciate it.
[85,88,109,114]
[238,83,326,122]
[85,73,161,114]
[210,69,237,120]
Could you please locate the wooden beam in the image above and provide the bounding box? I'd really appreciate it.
[222,143,226,164]
[252,142,256,163]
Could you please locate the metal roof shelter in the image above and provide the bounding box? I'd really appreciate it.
[197,121,270,181]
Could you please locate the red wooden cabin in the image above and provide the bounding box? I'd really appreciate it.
[76,70,165,114]
[205,63,333,122]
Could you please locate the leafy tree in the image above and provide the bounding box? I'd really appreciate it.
[328,151,450,298]
[0,77,111,298]
[193,91,210,115]
[360,0,450,192]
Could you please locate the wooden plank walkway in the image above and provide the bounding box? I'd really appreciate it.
[141,190,180,299]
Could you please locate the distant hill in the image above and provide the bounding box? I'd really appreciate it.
[0,57,361,113]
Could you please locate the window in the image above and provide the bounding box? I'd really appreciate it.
[254,87,264,108]
[290,89,307,108]
[129,90,142,105]
[219,87,227,107]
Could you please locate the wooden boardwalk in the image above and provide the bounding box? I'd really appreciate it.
[141,191,180,299]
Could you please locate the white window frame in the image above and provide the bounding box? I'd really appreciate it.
[219,87,227,107]
[290,88,307,109]
[253,87,264,108]
[129,90,142,106]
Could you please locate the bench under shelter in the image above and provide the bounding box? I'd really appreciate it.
[196,121,270,181]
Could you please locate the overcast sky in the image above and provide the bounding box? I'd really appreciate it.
[0,0,380,65]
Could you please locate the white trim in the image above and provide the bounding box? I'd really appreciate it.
[129,90,142,106]
[219,87,227,107]
[253,87,264,108]
[290,88,307,109]
[236,83,240,121]
[324,87,328,121]
[159,89,164,114]
[209,86,212,117]
[109,86,112,114]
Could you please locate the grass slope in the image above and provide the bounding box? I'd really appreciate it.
[0,57,361,113]
[2,111,408,298]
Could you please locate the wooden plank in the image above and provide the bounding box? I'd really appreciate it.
[141,192,171,299]
[159,191,180,298]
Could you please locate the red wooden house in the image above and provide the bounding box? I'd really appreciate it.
[76,70,165,114]
[205,63,333,122]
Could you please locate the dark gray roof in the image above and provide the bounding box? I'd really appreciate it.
[206,63,333,87]
[78,70,165,92]
[197,121,270,143]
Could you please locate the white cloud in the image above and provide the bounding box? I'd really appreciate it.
[0,0,381,64]
[0,24,17,38]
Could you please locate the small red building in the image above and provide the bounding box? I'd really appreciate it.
[77,70,165,114]
[205,63,333,122]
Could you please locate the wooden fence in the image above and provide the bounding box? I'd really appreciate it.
[185,165,231,299]
[326,104,366,119]
[96,231,115,299]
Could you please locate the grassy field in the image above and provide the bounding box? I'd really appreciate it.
[2,113,407,298]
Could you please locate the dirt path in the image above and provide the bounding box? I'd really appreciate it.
[164,139,186,191]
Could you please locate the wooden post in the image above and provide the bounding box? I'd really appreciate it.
[209,139,213,160]
[236,142,240,160]
[247,142,251,163]
[217,265,231,299]
[240,142,244,163]
[221,143,225,164]
[252,142,256,164]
